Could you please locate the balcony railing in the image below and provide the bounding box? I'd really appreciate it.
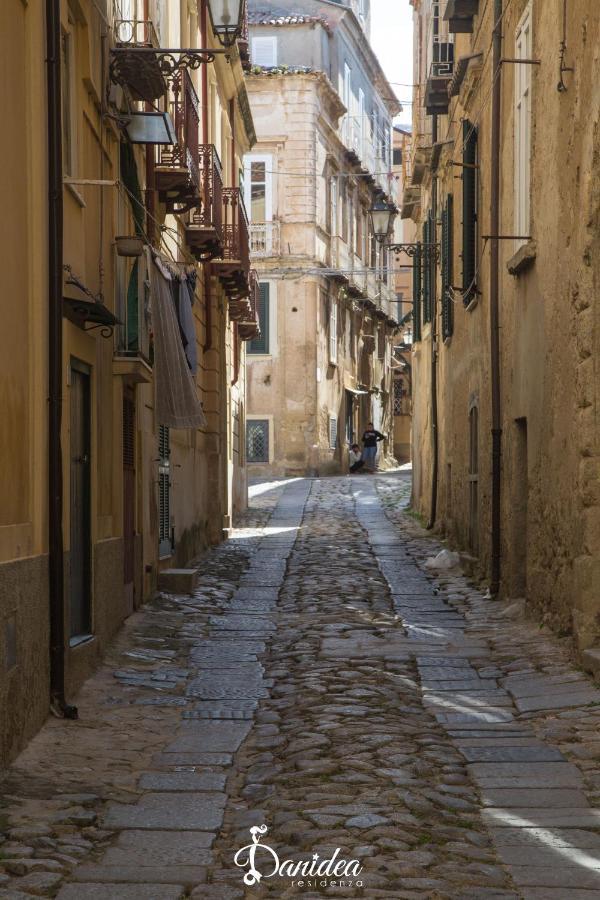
[185,145,224,261]
[155,70,200,213]
[238,269,261,341]
[221,188,250,270]
[214,188,252,302]
[249,222,280,257]
[112,16,166,101]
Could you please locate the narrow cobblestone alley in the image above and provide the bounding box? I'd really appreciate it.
[2,474,600,900]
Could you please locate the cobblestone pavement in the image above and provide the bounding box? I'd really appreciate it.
[2,473,600,899]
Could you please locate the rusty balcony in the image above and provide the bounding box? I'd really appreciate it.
[112,17,167,102]
[213,188,251,304]
[155,70,201,214]
[237,269,261,341]
[444,0,479,33]
[184,145,224,261]
[425,43,455,115]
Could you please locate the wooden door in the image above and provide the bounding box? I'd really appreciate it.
[70,361,91,639]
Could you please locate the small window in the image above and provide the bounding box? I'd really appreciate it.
[251,36,277,67]
[329,415,338,449]
[393,378,404,416]
[248,283,270,354]
[250,160,267,221]
[246,419,269,463]
[392,147,402,166]
[329,299,338,364]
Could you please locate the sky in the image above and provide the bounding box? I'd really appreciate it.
[370,0,414,128]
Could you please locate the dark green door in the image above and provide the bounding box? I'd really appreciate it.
[70,360,92,639]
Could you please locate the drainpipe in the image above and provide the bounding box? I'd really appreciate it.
[46,0,77,718]
[200,0,213,350]
[426,114,439,530]
[489,0,503,595]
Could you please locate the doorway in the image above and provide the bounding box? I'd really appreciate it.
[468,403,479,555]
[122,388,136,614]
[512,417,528,595]
[70,360,92,641]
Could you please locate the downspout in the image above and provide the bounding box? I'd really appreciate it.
[426,114,439,530]
[200,0,213,351]
[46,0,77,718]
[489,0,503,594]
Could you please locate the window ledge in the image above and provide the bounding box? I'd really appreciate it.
[507,239,536,276]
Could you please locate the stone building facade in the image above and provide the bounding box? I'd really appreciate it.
[0,0,257,765]
[406,0,600,651]
[392,125,415,464]
[243,0,400,476]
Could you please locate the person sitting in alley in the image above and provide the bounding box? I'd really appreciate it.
[348,443,365,474]
[362,423,385,472]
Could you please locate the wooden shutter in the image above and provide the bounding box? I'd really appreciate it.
[251,36,277,67]
[462,120,478,305]
[441,194,454,340]
[329,415,338,449]
[248,283,270,354]
[412,242,422,342]
[422,214,432,323]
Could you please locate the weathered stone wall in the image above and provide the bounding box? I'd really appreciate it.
[409,0,600,648]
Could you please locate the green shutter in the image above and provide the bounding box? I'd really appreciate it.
[442,194,454,340]
[248,283,270,354]
[462,120,478,305]
[412,242,422,341]
[422,211,435,323]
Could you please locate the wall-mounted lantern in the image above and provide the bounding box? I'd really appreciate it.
[209,0,245,47]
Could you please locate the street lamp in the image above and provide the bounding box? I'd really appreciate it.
[209,0,245,47]
[369,196,396,244]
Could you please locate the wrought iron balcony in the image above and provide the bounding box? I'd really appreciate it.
[185,145,224,261]
[249,222,280,258]
[112,17,167,101]
[214,188,251,303]
[237,270,261,341]
[155,70,201,213]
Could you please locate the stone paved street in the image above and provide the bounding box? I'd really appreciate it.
[2,473,600,898]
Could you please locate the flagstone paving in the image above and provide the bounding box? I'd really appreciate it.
[1,473,600,898]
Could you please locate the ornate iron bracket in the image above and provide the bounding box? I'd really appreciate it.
[111,46,228,83]
[387,242,440,262]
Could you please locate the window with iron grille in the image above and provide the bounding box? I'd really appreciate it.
[329,414,338,449]
[393,378,405,416]
[248,283,270,354]
[158,425,171,557]
[246,419,269,463]
[441,194,454,340]
[412,242,422,341]
[462,120,478,305]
